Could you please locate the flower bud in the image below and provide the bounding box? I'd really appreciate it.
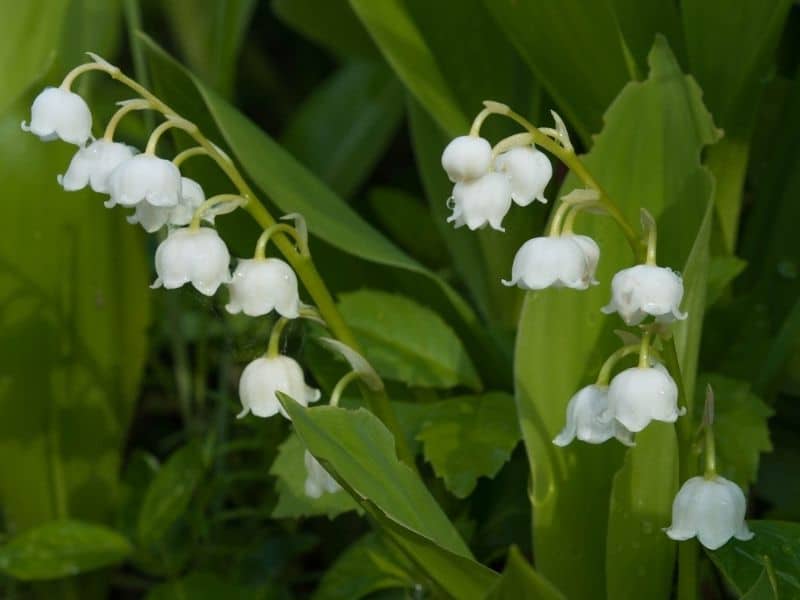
[304,450,341,498]
[238,355,320,419]
[21,87,92,145]
[441,135,492,182]
[553,385,633,447]
[665,475,754,550]
[448,172,512,231]
[226,258,300,318]
[152,227,231,295]
[494,146,552,206]
[107,154,182,208]
[58,140,136,193]
[602,264,686,325]
[502,235,599,290]
[127,177,206,233]
[606,366,683,432]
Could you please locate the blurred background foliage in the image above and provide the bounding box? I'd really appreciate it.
[0,0,799,598]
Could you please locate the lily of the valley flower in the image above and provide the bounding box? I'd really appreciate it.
[22,87,92,145]
[502,235,599,290]
[127,177,206,233]
[665,475,754,550]
[152,226,231,295]
[106,154,182,208]
[603,264,686,325]
[238,355,320,419]
[605,366,683,432]
[448,172,512,231]
[304,450,342,498]
[494,146,552,206]
[441,135,492,182]
[226,258,300,318]
[58,140,137,193]
[553,384,633,447]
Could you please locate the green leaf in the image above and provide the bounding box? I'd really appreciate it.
[483,0,642,141]
[0,101,150,532]
[269,433,359,519]
[139,35,483,353]
[282,61,404,200]
[682,0,792,251]
[0,520,132,581]
[367,187,448,267]
[705,255,747,308]
[708,521,800,598]
[416,393,520,498]
[273,0,378,59]
[163,0,256,97]
[337,289,481,390]
[312,533,416,600]
[278,399,498,598]
[0,1,70,113]
[349,0,467,136]
[514,38,719,600]
[698,374,773,487]
[484,546,565,600]
[137,442,207,546]
[741,567,779,600]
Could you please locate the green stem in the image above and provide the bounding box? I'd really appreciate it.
[596,344,640,385]
[331,371,361,407]
[254,223,308,258]
[637,331,652,368]
[63,59,416,467]
[662,335,697,600]
[173,146,211,167]
[267,318,290,358]
[480,103,642,257]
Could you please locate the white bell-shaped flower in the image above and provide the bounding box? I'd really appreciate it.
[602,264,686,325]
[502,235,599,290]
[441,135,492,182]
[127,177,206,233]
[304,450,342,498]
[152,227,231,295]
[665,475,754,550]
[553,385,634,447]
[238,355,321,419]
[226,258,300,318]
[21,87,92,145]
[58,140,136,193]
[606,366,683,432]
[447,172,512,231]
[494,146,552,206]
[106,154,182,208]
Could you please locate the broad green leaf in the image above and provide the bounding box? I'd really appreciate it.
[698,374,773,487]
[708,521,800,598]
[514,38,719,599]
[282,61,404,200]
[0,520,132,581]
[484,546,565,600]
[483,0,633,142]
[705,256,747,308]
[0,1,70,113]
[0,101,150,531]
[337,290,481,390]
[279,399,499,597]
[312,533,416,600]
[139,35,484,356]
[349,0,467,136]
[146,571,270,600]
[741,567,779,600]
[273,0,379,59]
[682,0,792,251]
[270,433,358,519]
[416,393,520,498]
[367,187,448,268]
[164,0,256,97]
[137,442,206,546]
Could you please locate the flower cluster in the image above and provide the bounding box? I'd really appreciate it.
[23,56,374,500]
[442,102,752,550]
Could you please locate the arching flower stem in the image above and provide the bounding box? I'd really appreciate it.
[255,223,309,259]
[173,146,212,167]
[63,56,415,466]
[267,318,290,358]
[103,99,153,141]
[596,345,641,386]
[190,194,247,229]
[331,371,361,407]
